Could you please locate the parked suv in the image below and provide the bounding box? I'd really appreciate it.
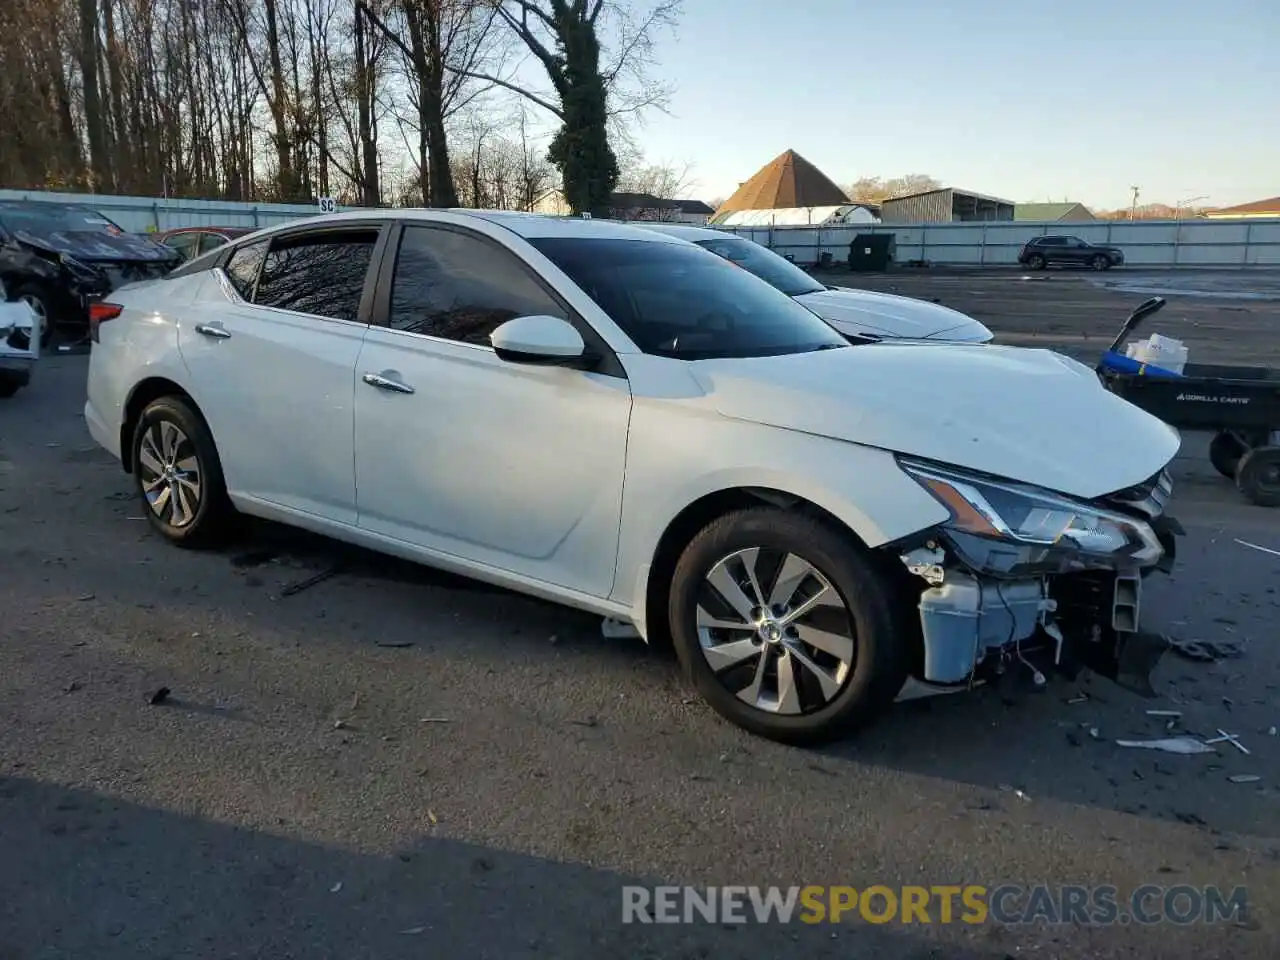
[1018,236,1124,271]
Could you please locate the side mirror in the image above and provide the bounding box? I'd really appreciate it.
[491,315,595,368]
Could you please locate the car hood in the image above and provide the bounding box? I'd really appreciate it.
[794,287,993,342]
[689,343,1180,500]
[15,230,178,263]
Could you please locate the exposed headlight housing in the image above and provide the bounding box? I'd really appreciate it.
[899,458,1164,577]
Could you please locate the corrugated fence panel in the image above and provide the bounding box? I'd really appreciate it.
[719,217,1280,268]
[3,190,1277,267]
[0,189,340,233]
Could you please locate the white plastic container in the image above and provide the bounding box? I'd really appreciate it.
[1126,333,1188,375]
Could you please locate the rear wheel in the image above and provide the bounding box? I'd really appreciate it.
[132,396,235,547]
[12,284,53,349]
[1027,254,1046,270]
[0,379,20,399]
[667,507,908,745]
[1209,430,1269,479]
[1236,446,1280,507]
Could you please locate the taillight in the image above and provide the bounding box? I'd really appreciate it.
[88,301,123,342]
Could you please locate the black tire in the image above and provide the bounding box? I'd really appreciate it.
[11,283,55,349]
[1090,255,1108,271]
[1236,445,1280,508]
[0,379,19,399]
[1027,254,1046,270]
[1208,430,1248,479]
[667,507,909,745]
[131,395,236,547]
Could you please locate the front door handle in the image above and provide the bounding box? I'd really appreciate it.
[194,323,232,340]
[362,372,415,395]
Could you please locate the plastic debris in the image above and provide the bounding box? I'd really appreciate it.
[401,927,426,935]
[375,640,414,648]
[419,717,452,724]
[280,564,343,597]
[148,687,171,705]
[330,882,343,893]
[1204,729,1250,755]
[1066,694,1089,704]
[1146,709,1182,718]
[1234,538,1280,559]
[427,810,439,825]
[1227,774,1261,784]
[1115,737,1216,755]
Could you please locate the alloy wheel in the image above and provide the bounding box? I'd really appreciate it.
[695,548,856,715]
[137,420,203,527]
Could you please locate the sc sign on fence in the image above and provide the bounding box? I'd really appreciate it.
[317,196,337,214]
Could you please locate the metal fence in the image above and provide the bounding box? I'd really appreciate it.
[3,188,1278,268]
[720,218,1280,268]
[0,188,341,233]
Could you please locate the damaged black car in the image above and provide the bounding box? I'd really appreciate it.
[0,200,181,346]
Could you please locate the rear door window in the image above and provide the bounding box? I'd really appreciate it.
[252,230,379,322]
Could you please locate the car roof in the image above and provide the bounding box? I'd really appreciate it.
[623,222,729,242]
[250,208,695,245]
[161,225,253,235]
[0,200,100,214]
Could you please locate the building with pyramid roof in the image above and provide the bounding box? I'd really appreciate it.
[710,149,877,227]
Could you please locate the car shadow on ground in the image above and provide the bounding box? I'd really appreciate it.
[0,775,1005,960]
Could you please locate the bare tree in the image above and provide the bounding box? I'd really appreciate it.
[472,0,682,215]
[358,0,502,207]
[844,174,941,204]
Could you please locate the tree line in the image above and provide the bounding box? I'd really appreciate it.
[0,0,683,216]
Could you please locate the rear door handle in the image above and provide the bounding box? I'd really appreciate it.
[195,323,232,340]
[362,372,415,395]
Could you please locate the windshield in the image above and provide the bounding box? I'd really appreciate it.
[0,204,125,240]
[529,237,847,360]
[694,237,825,297]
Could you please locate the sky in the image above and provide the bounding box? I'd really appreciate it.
[598,0,1279,210]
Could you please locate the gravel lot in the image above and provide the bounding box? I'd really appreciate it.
[3,275,1279,959]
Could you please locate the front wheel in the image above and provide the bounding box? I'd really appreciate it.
[1091,255,1109,271]
[132,396,236,547]
[667,507,908,745]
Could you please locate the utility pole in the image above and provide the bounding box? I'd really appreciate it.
[1129,185,1140,220]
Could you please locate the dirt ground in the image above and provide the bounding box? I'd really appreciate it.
[824,267,1280,367]
[2,273,1279,959]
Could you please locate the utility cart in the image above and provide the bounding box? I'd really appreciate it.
[1096,297,1280,507]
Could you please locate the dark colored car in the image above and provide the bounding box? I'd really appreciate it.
[0,201,181,345]
[1018,235,1125,271]
[154,226,254,262]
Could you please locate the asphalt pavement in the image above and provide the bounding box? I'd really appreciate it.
[2,351,1278,959]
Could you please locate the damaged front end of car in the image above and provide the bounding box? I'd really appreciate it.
[889,457,1181,701]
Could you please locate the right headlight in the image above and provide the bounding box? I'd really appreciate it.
[899,458,1164,575]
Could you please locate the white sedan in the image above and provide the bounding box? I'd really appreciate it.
[85,210,1180,744]
[634,222,993,343]
[0,291,40,398]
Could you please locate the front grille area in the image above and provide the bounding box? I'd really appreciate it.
[1099,468,1173,519]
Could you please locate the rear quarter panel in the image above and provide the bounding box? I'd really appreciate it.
[85,273,207,460]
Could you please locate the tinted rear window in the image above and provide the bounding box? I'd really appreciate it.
[528,238,846,360]
[695,237,825,297]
